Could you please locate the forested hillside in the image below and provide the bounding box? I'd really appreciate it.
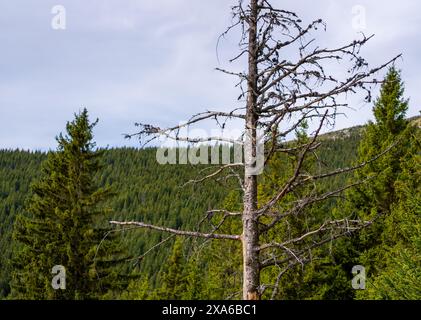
[0,127,362,299]
[1,112,419,300]
[0,150,46,297]
[0,147,235,298]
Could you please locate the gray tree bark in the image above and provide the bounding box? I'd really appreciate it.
[242,0,260,300]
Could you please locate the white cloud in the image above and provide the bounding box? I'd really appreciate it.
[0,0,420,150]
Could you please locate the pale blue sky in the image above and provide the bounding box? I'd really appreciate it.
[0,0,419,150]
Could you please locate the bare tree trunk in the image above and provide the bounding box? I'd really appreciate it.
[112,0,399,301]
[242,0,260,300]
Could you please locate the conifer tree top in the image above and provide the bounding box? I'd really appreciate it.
[373,67,409,134]
[56,108,99,153]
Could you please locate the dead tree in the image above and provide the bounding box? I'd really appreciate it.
[111,0,400,300]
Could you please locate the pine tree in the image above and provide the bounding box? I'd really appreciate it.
[181,256,205,300]
[345,67,418,297]
[352,67,410,217]
[360,129,420,299]
[158,238,187,299]
[10,109,127,299]
[119,276,151,300]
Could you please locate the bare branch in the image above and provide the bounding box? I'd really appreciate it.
[259,179,370,232]
[256,110,328,214]
[183,163,244,186]
[260,219,372,268]
[109,220,241,241]
[128,235,176,266]
[257,139,400,217]
[258,218,368,252]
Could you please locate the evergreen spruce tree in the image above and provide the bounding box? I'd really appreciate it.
[10,109,127,299]
[158,238,187,299]
[119,276,151,300]
[359,128,420,299]
[181,256,205,300]
[344,67,418,297]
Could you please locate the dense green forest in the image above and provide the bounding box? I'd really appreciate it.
[1,117,418,299]
[0,125,362,299]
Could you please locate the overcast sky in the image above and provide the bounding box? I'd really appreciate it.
[0,0,420,150]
